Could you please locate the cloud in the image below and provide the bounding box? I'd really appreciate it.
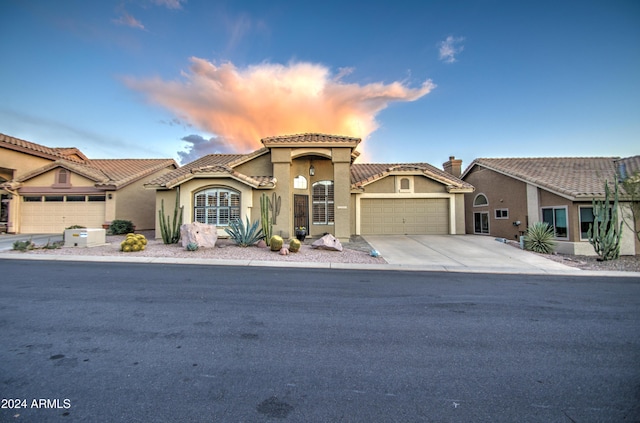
[123,58,435,159]
[439,36,465,63]
[151,0,186,9]
[178,134,235,163]
[112,11,145,30]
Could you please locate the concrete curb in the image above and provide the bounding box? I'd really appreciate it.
[1,252,639,277]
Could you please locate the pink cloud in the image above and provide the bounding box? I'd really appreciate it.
[124,58,435,159]
[112,12,145,30]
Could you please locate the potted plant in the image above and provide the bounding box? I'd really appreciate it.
[295,226,307,241]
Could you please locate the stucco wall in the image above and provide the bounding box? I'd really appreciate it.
[0,148,53,179]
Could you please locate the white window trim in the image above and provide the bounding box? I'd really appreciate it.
[494,208,509,219]
[473,211,490,234]
[397,176,413,193]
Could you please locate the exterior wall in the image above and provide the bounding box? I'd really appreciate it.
[463,167,528,239]
[114,167,175,231]
[453,193,466,235]
[234,153,272,177]
[0,148,53,178]
[414,176,448,193]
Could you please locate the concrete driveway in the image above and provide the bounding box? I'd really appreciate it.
[364,234,577,274]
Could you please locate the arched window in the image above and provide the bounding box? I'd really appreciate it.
[56,169,70,186]
[312,181,334,225]
[293,175,307,190]
[194,188,240,226]
[473,193,488,207]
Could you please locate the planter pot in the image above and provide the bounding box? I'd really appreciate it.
[295,230,307,241]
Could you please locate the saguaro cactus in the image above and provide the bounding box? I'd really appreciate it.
[260,193,273,246]
[159,191,183,244]
[270,192,281,224]
[588,179,623,261]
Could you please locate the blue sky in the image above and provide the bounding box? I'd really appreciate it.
[1,0,638,170]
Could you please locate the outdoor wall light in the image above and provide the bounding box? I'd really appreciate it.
[108,194,113,199]
[309,164,315,176]
[513,220,521,226]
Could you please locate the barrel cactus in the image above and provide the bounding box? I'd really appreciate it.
[186,242,199,251]
[120,233,147,252]
[269,235,283,251]
[288,238,301,253]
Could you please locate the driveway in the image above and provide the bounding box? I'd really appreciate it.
[364,234,577,274]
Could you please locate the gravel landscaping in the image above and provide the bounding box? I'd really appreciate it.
[8,231,388,265]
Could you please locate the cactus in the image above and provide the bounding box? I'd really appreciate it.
[260,194,273,246]
[588,178,623,261]
[121,233,147,252]
[270,192,281,224]
[186,242,199,251]
[288,238,301,253]
[159,191,183,244]
[269,235,283,251]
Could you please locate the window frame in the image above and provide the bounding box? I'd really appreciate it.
[473,211,490,234]
[541,206,569,239]
[494,208,509,219]
[193,187,240,227]
[473,193,489,207]
[312,180,334,225]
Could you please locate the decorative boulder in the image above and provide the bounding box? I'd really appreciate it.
[311,234,343,252]
[180,221,217,248]
[279,247,290,255]
[256,239,268,248]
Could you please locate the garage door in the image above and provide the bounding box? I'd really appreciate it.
[360,198,449,235]
[21,196,106,233]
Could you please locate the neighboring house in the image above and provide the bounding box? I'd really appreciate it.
[0,133,177,233]
[145,133,473,241]
[461,156,640,256]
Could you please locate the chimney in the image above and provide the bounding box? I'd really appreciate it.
[443,156,462,178]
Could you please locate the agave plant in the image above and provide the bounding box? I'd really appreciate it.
[523,222,556,254]
[224,217,264,247]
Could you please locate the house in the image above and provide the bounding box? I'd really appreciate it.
[0,132,177,233]
[461,156,640,255]
[145,133,474,241]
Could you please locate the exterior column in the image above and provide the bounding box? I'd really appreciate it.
[271,148,292,239]
[332,148,351,242]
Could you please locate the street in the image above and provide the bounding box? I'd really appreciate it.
[1,260,639,422]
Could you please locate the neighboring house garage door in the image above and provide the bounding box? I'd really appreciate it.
[20,196,106,233]
[360,198,449,235]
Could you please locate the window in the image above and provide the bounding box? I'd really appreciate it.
[194,188,240,226]
[579,207,594,240]
[312,181,334,225]
[23,196,42,202]
[474,194,488,206]
[88,196,106,202]
[495,209,509,219]
[474,212,489,234]
[400,178,410,190]
[66,195,86,202]
[293,175,307,190]
[44,196,64,202]
[542,206,568,238]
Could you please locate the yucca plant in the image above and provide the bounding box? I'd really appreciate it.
[224,217,264,247]
[523,222,556,254]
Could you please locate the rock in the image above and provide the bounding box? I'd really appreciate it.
[279,247,289,255]
[256,239,267,248]
[180,221,217,248]
[311,234,343,252]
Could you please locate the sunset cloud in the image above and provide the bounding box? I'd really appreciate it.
[439,36,465,63]
[124,58,435,162]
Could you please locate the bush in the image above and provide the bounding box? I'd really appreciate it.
[12,239,35,252]
[225,217,264,247]
[110,220,135,235]
[523,222,556,254]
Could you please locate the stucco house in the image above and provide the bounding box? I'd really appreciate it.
[145,133,474,241]
[0,132,177,233]
[461,156,640,255]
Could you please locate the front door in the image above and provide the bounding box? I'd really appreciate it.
[294,195,309,233]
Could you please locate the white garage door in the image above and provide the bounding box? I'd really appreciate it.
[360,198,449,235]
[21,195,106,233]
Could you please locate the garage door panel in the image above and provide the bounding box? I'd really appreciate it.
[21,201,105,233]
[361,198,449,235]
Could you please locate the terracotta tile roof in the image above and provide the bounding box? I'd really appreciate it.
[261,133,361,147]
[145,152,274,189]
[351,163,474,192]
[462,157,628,199]
[615,155,640,180]
[10,159,109,185]
[0,133,87,163]
[89,159,178,188]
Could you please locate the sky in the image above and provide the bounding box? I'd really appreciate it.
[1,0,638,170]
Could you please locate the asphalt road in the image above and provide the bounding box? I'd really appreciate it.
[1,260,639,422]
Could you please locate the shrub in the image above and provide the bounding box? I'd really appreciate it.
[224,217,264,247]
[523,222,556,254]
[110,220,135,235]
[12,239,35,252]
